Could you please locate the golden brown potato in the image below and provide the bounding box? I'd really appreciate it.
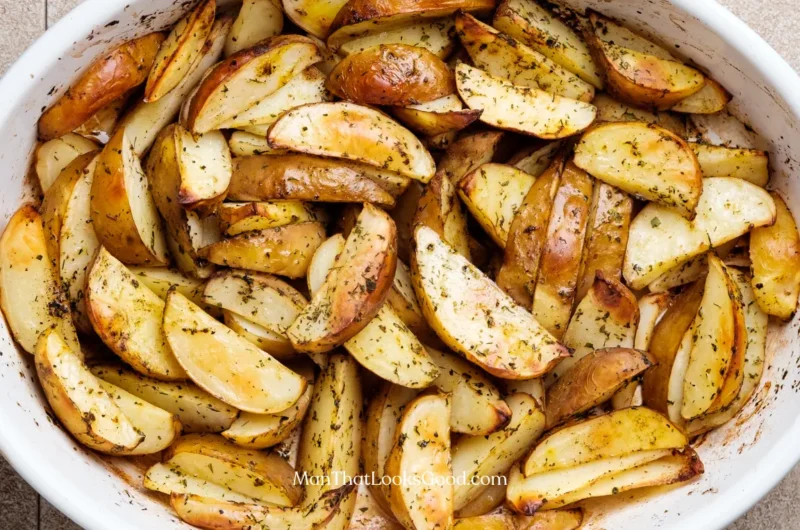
[288,204,397,353]
[456,63,597,140]
[672,78,732,114]
[438,130,506,184]
[327,0,496,51]
[495,154,565,307]
[145,0,216,102]
[586,11,705,110]
[225,0,284,56]
[38,32,164,140]
[574,122,702,219]
[185,35,322,133]
[391,182,424,263]
[516,510,584,530]
[391,94,481,137]
[575,182,633,301]
[217,201,327,236]
[229,154,398,206]
[750,193,800,320]
[327,44,455,106]
[592,93,686,137]
[284,0,348,39]
[144,463,257,504]
[545,348,653,428]
[414,172,471,259]
[202,222,326,278]
[532,161,594,339]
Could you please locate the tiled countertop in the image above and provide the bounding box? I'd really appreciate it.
[0,0,798,528]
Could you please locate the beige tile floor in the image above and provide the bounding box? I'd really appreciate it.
[0,0,799,528]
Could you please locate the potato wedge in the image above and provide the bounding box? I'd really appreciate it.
[634,292,673,352]
[92,128,169,265]
[646,238,740,293]
[283,0,348,39]
[453,393,545,510]
[392,182,424,263]
[456,63,597,139]
[386,260,436,340]
[522,407,687,476]
[163,290,306,413]
[174,127,232,213]
[391,94,481,137]
[438,130,506,185]
[166,222,220,280]
[454,482,507,518]
[327,44,455,106]
[229,153,398,206]
[72,93,130,143]
[574,122,702,219]
[545,348,653,428]
[532,161,594,338]
[493,0,602,89]
[691,143,769,187]
[120,17,231,156]
[144,463,258,503]
[592,93,685,137]
[185,35,321,133]
[426,347,511,436]
[327,0,495,51]
[750,193,800,320]
[516,510,584,530]
[34,133,98,193]
[228,131,289,157]
[306,234,439,387]
[202,222,325,278]
[145,0,215,102]
[225,0,284,56]
[456,13,594,102]
[223,310,297,360]
[690,110,768,150]
[268,102,436,182]
[623,177,776,289]
[412,226,570,379]
[288,204,396,353]
[495,154,564,308]
[672,78,731,114]
[414,172,471,259]
[509,141,563,178]
[458,163,536,248]
[128,267,204,308]
[339,18,457,59]
[164,434,302,506]
[38,33,164,140]
[686,269,768,435]
[586,11,705,110]
[92,364,237,434]
[385,392,453,530]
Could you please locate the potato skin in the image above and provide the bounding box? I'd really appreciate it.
[38,33,164,140]
[545,348,654,428]
[327,44,455,106]
[414,172,471,259]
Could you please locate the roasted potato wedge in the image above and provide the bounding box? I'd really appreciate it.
[35,330,144,454]
[672,78,732,114]
[456,13,594,102]
[576,182,633,301]
[574,122,702,219]
[327,0,495,51]
[586,11,705,110]
[339,18,457,58]
[145,0,215,102]
[86,247,186,380]
[38,32,164,140]
[218,201,326,236]
[185,35,321,133]
[92,364,238,434]
[386,260,436,341]
[227,131,289,157]
[268,102,436,182]
[646,238,739,293]
[223,310,297,360]
[454,482,507,519]
[175,127,232,212]
[327,44,455,106]
[438,130,506,185]
[163,290,306,413]
[412,226,570,379]
[202,222,325,278]
[72,92,130,143]
[452,393,545,510]
[493,0,603,88]
[92,128,169,265]
[144,463,258,503]
[509,141,563,178]
[385,392,453,530]
[634,292,673,352]
[288,204,397,353]
[532,161,593,338]
[456,63,597,139]
[458,163,536,248]
[516,510,584,530]
[164,434,302,506]
[496,153,564,307]
[225,0,284,56]
[414,172,471,259]
[283,0,348,38]
[624,177,776,289]
[750,192,800,320]
[691,143,769,187]
[689,109,767,150]
[391,94,481,137]
[34,133,98,193]
[545,348,653,428]
[592,93,686,137]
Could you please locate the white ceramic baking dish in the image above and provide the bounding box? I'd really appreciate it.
[1,0,799,528]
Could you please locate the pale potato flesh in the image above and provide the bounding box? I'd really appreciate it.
[392,94,481,137]
[456,63,597,140]
[592,93,686,137]
[691,143,769,187]
[672,78,731,114]
[228,131,288,157]
[350,483,405,530]
[225,0,284,56]
[413,226,569,379]
[34,133,97,193]
[268,101,436,182]
[634,292,673,351]
[163,291,306,414]
[689,110,768,150]
[175,127,232,212]
[453,512,515,530]
[144,463,258,504]
[128,267,205,306]
[86,247,187,381]
[509,141,563,178]
[223,310,298,360]
[623,177,776,289]
[574,122,702,219]
[386,259,435,340]
[339,18,457,58]
[515,510,584,530]
[454,482,507,519]
[414,172,472,260]
[283,0,349,38]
